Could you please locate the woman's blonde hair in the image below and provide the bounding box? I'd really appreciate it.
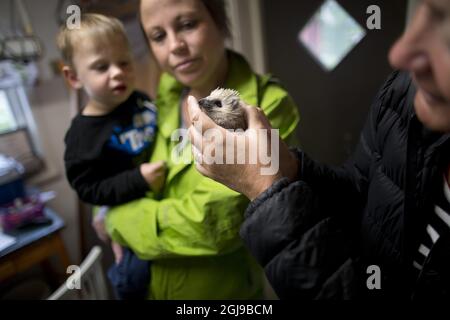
[57,13,130,65]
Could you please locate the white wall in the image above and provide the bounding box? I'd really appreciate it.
[226,0,267,74]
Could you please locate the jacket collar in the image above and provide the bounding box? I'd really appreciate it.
[156,74,183,139]
[405,79,450,160]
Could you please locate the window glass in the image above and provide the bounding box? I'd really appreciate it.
[0,90,18,133]
[299,0,366,71]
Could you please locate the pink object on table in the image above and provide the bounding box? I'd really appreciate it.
[0,197,45,232]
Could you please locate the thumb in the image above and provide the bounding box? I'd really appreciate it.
[187,95,201,124]
[145,160,164,170]
[154,160,166,169]
[187,95,221,131]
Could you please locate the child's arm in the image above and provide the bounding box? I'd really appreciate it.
[67,161,147,205]
[64,100,162,206]
[66,160,165,206]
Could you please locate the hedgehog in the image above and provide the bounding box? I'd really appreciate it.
[197,88,247,130]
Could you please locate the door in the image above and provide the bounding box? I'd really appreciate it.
[262,0,407,164]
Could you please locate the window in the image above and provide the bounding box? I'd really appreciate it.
[298,0,366,71]
[0,90,18,133]
[0,86,32,135]
[0,62,43,176]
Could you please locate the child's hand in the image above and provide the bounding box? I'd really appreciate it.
[111,241,123,264]
[140,160,166,193]
[92,211,110,243]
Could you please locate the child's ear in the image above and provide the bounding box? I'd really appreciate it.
[62,66,82,89]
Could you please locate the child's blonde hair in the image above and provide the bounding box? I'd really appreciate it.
[57,13,130,65]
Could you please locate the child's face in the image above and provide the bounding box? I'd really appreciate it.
[68,36,135,111]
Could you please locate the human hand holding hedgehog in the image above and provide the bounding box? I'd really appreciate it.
[188,89,298,200]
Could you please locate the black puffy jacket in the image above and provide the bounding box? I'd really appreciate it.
[240,71,450,299]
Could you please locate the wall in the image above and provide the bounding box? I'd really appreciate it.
[226,0,267,74]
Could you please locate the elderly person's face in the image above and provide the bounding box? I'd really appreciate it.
[140,0,226,89]
[389,0,450,132]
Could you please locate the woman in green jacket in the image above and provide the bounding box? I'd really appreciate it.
[105,0,300,299]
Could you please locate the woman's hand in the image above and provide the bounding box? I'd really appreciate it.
[187,96,298,200]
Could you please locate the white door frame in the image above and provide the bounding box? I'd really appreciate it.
[226,0,267,74]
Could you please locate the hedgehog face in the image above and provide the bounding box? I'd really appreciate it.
[198,98,224,110]
[197,87,246,130]
[198,88,240,111]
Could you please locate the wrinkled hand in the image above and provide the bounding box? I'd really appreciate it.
[140,160,166,193]
[187,96,298,200]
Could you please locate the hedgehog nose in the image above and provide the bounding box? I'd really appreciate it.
[198,98,209,109]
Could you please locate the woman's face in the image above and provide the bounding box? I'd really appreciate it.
[140,0,227,90]
[389,0,450,132]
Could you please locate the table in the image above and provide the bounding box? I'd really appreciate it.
[0,207,71,283]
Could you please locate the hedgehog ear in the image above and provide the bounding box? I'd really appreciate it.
[229,96,240,107]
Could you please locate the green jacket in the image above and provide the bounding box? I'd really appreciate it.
[106,51,300,299]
